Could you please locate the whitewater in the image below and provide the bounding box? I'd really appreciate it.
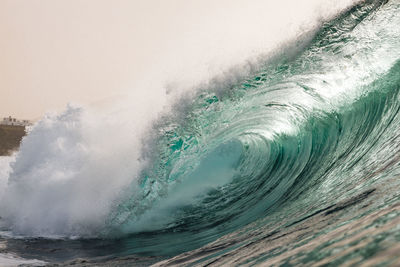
[2,0,400,265]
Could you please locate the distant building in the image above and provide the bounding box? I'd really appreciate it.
[1,116,32,127]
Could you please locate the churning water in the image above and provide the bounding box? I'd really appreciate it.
[2,0,400,266]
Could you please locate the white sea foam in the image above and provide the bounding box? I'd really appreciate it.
[0,251,45,267]
[0,156,15,198]
[0,104,158,237]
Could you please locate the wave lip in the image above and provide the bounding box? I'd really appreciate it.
[112,0,400,236]
[1,0,400,265]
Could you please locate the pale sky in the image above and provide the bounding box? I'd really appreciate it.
[0,0,357,120]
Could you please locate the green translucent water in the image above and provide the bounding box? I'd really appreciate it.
[3,0,400,266]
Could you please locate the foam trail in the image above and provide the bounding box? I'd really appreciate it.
[0,252,45,267]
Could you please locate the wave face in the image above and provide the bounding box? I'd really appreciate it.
[2,0,400,265]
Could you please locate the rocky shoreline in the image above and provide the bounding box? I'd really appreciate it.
[0,125,26,156]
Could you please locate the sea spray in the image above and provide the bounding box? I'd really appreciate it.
[2,1,400,266]
[0,104,154,237]
[0,0,363,239]
[0,156,14,198]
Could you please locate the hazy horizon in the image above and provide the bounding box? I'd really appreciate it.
[0,0,356,120]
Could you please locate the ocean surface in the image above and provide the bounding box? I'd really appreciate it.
[1,0,400,266]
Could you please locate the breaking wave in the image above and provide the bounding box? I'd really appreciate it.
[1,0,400,265]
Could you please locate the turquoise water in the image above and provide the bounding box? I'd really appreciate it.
[2,0,400,265]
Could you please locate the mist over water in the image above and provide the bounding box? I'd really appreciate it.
[0,0,358,239]
[2,0,400,266]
